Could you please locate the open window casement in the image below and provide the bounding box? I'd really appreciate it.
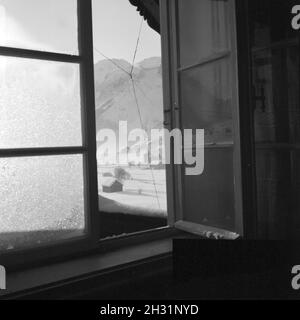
[160,0,243,239]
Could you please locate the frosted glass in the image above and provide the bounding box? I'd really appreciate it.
[0,155,85,251]
[0,0,78,54]
[0,56,82,148]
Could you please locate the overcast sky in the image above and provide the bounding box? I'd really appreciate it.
[0,0,161,63]
[93,0,161,63]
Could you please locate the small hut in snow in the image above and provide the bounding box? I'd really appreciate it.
[102,177,123,193]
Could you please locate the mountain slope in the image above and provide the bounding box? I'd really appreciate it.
[94,57,163,138]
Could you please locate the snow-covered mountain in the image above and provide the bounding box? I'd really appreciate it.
[94,57,163,138]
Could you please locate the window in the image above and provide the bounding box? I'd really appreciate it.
[249,0,300,239]
[161,0,242,238]
[0,0,99,266]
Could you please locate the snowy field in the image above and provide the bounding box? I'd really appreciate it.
[98,166,167,218]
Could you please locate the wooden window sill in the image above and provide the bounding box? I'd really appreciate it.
[0,237,173,299]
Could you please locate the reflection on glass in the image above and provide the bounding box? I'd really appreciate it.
[250,0,300,239]
[250,0,296,50]
[0,155,85,251]
[0,56,82,148]
[184,148,235,231]
[177,0,235,232]
[252,47,300,144]
[180,59,233,145]
[178,0,230,67]
[0,0,78,54]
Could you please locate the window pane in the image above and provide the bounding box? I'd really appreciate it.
[92,0,167,238]
[180,58,233,145]
[0,0,78,54]
[179,58,235,231]
[250,0,300,144]
[184,148,235,231]
[249,0,300,239]
[252,47,300,144]
[0,56,82,148]
[178,0,231,67]
[0,155,85,251]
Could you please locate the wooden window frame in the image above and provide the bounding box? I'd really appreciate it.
[161,0,245,239]
[234,0,259,239]
[0,0,100,270]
